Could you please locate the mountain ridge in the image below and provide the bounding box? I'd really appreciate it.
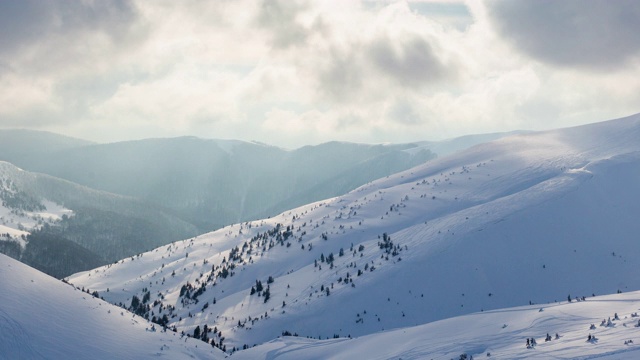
[2,135,435,232]
[69,113,640,353]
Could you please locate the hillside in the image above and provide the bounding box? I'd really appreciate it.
[410,130,528,158]
[0,254,222,360]
[0,161,198,277]
[4,136,435,232]
[69,114,640,353]
[0,130,93,163]
[235,290,640,359]
[0,130,517,236]
[0,161,76,260]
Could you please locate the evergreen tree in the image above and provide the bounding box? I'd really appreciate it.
[130,295,140,310]
[263,286,271,303]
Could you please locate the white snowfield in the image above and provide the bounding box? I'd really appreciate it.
[0,254,223,360]
[70,114,640,357]
[234,291,640,359]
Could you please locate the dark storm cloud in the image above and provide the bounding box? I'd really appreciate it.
[367,33,452,88]
[486,0,640,71]
[0,0,139,57]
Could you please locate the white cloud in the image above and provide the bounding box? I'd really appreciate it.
[91,66,245,132]
[0,74,55,118]
[0,0,638,147]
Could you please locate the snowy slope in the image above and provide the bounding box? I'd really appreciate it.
[406,130,527,157]
[234,290,640,359]
[0,254,223,360]
[69,114,640,353]
[0,162,72,247]
[0,160,202,278]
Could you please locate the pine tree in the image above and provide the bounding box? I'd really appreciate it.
[263,286,271,303]
[202,325,209,341]
[130,295,140,310]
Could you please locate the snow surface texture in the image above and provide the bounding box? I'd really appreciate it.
[235,291,640,359]
[0,254,223,360]
[70,114,640,354]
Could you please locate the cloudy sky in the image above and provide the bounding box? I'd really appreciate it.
[1,0,639,148]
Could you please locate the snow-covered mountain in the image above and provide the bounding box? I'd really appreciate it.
[234,290,640,359]
[0,161,198,278]
[69,113,640,354]
[408,130,528,158]
[3,135,435,232]
[0,162,72,248]
[0,129,518,235]
[0,253,223,359]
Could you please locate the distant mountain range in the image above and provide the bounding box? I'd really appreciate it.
[0,129,511,277]
[0,131,438,232]
[69,113,640,355]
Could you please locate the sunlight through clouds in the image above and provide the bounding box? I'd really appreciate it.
[0,0,638,147]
